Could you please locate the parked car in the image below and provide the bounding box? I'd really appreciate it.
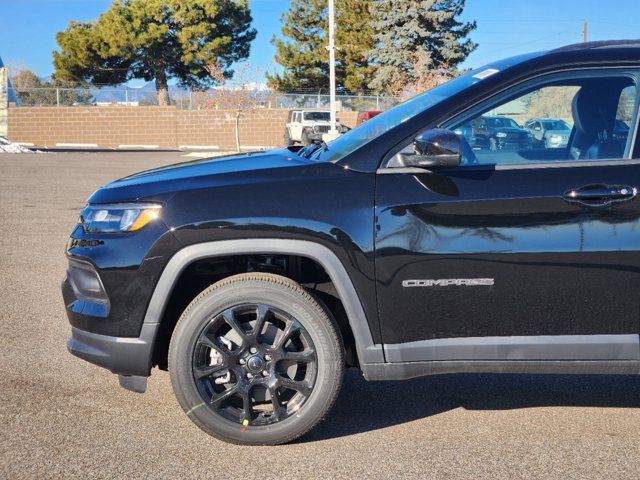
[454,115,533,150]
[523,118,572,148]
[284,109,349,146]
[356,110,382,126]
[64,40,640,446]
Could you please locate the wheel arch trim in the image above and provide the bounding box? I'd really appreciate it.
[144,239,384,364]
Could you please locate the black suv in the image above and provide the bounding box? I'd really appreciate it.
[454,115,533,150]
[64,40,640,445]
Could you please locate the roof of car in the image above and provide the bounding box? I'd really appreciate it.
[550,39,640,53]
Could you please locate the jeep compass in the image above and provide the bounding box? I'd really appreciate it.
[64,40,640,445]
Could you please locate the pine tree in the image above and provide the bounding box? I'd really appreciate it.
[368,0,477,93]
[336,0,378,93]
[53,0,257,105]
[267,0,327,93]
[267,0,377,94]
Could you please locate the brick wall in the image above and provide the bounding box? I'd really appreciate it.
[8,106,177,148]
[7,106,362,150]
[176,109,290,150]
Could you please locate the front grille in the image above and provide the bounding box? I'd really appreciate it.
[313,125,330,134]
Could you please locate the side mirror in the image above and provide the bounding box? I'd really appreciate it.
[400,129,461,168]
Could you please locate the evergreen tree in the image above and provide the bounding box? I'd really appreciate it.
[267,0,326,93]
[53,0,256,105]
[267,0,377,94]
[337,0,378,93]
[369,0,477,93]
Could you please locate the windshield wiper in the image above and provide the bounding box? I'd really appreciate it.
[301,141,328,159]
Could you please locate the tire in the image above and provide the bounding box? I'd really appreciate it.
[168,273,344,445]
[284,129,293,147]
[301,129,313,146]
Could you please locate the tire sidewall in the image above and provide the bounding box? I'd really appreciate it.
[169,278,342,445]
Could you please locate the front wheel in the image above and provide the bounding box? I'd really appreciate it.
[168,273,344,445]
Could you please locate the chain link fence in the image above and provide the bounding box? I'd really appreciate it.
[12,86,400,112]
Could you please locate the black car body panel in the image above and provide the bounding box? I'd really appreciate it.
[67,154,380,342]
[375,163,640,345]
[63,41,640,385]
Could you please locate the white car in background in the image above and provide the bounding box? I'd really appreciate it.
[284,109,349,146]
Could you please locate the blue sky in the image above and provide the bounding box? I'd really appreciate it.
[1,0,639,88]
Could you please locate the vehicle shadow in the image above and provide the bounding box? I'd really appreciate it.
[301,369,640,442]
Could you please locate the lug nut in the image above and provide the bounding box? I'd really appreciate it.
[262,370,269,377]
[265,354,272,361]
[250,347,257,354]
[246,372,254,379]
[239,358,246,365]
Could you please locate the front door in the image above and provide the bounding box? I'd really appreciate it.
[375,68,640,363]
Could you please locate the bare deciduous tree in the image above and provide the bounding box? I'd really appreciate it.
[197,62,264,152]
[523,86,579,123]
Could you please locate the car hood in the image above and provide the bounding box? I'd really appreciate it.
[544,129,571,136]
[491,127,529,135]
[88,148,318,204]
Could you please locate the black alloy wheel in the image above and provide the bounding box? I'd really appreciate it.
[192,303,318,426]
[169,273,344,445]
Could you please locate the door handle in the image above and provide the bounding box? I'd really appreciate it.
[564,184,637,206]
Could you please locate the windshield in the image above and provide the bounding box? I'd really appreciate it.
[309,67,499,162]
[304,112,330,121]
[542,120,570,130]
[485,117,520,128]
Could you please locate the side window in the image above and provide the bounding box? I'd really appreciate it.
[615,86,637,151]
[447,73,638,166]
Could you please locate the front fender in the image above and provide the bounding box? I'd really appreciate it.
[144,239,384,365]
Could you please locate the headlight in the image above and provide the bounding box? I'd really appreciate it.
[79,203,161,233]
[496,132,507,138]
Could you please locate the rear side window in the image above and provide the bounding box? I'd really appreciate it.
[445,71,639,167]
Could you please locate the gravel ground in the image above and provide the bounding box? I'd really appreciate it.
[1,152,639,479]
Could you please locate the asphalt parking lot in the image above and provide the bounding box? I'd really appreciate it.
[1,151,639,479]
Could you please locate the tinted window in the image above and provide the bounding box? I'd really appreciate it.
[541,120,570,130]
[311,65,511,162]
[484,117,520,128]
[446,72,638,166]
[304,112,331,121]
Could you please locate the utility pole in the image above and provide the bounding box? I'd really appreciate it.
[582,20,588,43]
[327,0,338,135]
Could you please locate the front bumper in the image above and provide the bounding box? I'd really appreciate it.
[547,137,569,148]
[63,258,160,383]
[67,324,158,377]
[495,138,533,150]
